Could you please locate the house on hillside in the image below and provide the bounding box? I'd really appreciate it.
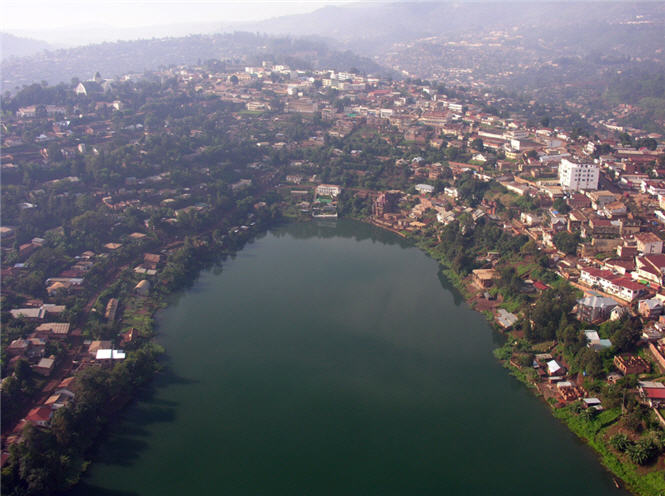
[638,381,665,408]
[472,268,498,289]
[614,355,650,376]
[135,279,150,296]
[25,406,53,427]
[576,295,617,323]
[584,330,612,351]
[635,232,663,255]
[639,297,663,319]
[547,359,565,377]
[32,356,55,377]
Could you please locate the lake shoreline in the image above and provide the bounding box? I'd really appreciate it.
[71,218,633,496]
[356,216,654,496]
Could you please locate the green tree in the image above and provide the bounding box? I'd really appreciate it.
[611,318,641,353]
[552,198,571,214]
[627,438,657,465]
[553,231,580,255]
[610,433,631,452]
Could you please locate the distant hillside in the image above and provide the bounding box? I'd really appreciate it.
[1,32,50,60]
[251,1,665,55]
[0,32,394,91]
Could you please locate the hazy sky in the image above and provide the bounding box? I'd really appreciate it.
[2,0,353,31]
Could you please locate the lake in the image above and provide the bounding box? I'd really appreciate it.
[73,220,625,495]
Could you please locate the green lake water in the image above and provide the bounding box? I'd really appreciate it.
[72,220,626,495]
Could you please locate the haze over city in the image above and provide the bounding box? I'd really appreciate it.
[2,0,356,45]
[2,2,665,496]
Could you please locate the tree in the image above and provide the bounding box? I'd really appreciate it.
[610,433,630,452]
[636,137,657,151]
[619,132,633,147]
[580,406,598,422]
[520,239,539,255]
[611,318,641,353]
[627,438,657,465]
[578,348,603,377]
[553,231,580,255]
[471,138,484,152]
[552,198,571,214]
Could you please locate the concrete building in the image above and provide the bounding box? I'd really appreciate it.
[315,184,341,197]
[576,295,617,323]
[635,232,663,255]
[558,158,599,191]
[415,184,434,195]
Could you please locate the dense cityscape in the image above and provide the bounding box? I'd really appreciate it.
[2,3,665,495]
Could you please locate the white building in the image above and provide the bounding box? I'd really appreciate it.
[315,184,341,197]
[558,158,599,191]
[415,184,434,195]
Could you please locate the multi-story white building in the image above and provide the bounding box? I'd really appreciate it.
[316,184,341,197]
[558,158,599,191]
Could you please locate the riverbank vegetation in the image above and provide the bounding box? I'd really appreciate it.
[339,172,665,495]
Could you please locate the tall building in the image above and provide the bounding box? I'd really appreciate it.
[558,158,599,191]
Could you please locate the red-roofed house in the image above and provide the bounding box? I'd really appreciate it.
[640,387,665,408]
[635,254,665,286]
[635,232,663,254]
[25,406,52,427]
[580,267,646,301]
[533,281,549,292]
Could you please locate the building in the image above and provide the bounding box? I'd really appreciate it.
[9,307,45,320]
[315,184,341,197]
[444,187,459,199]
[587,190,618,210]
[44,391,74,410]
[415,184,434,195]
[496,309,518,329]
[558,158,599,191]
[105,298,119,322]
[638,381,665,408]
[7,338,30,357]
[95,349,126,361]
[614,355,650,375]
[88,340,112,358]
[579,267,645,301]
[135,280,150,296]
[547,360,565,376]
[639,297,663,319]
[373,191,401,217]
[635,232,663,255]
[143,253,162,271]
[32,356,55,377]
[25,406,53,427]
[635,254,665,286]
[472,268,498,289]
[576,295,617,322]
[34,322,70,340]
[584,330,612,351]
[285,99,318,114]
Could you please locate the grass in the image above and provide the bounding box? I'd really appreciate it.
[530,341,556,353]
[516,262,539,277]
[414,239,473,299]
[500,295,523,313]
[553,405,665,496]
[121,298,156,335]
[493,343,539,390]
